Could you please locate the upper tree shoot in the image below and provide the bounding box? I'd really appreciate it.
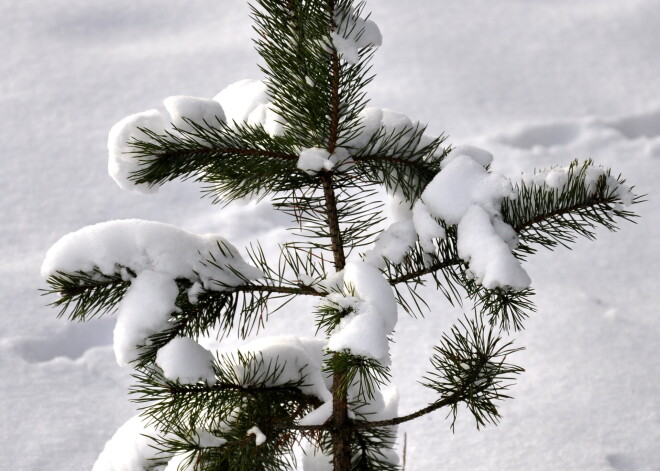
[42,1,640,470]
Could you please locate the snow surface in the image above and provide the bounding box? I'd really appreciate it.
[3,1,660,470]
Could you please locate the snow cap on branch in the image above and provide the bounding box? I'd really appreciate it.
[163,95,226,134]
[326,261,398,362]
[156,336,217,385]
[235,336,332,402]
[421,149,531,290]
[213,79,284,136]
[108,109,166,195]
[41,219,263,288]
[331,6,382,64]
[114,270,179,366]
[42,219,263,366]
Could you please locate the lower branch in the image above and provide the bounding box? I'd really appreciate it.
[353,393,462,430]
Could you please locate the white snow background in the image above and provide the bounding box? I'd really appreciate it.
[1,0,659,469]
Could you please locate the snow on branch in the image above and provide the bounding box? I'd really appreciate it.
[42,219,264,366]
[331,2,382,65]
[502,159,640,256]
[322,261,398,364]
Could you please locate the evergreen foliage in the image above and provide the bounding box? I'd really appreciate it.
[42,0,641,470]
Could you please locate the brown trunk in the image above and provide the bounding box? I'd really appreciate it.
[320,171,351,471]
[331,371,352,471]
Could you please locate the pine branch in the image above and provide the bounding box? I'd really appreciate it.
[128,121,310,203]
[421,316,523,430]
[133,351,322,433]
[348,127,449,202]
[502,160,641,256]
[43,269,131,321]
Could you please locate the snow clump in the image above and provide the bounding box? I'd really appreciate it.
[156,336,217,385]
[108,109,166,195]
[247,426,267,446]
[234,336,332,403]
[419,149,532,290]
[325,261,398,362]
[297,147,334,174]
[163,95,226,134]
[331,7,382,64]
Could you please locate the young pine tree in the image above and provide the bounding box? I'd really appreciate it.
[42,1,640,470]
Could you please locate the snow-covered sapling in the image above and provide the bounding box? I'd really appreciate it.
[42,1,640,470]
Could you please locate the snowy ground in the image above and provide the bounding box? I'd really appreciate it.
[1,0,659,469]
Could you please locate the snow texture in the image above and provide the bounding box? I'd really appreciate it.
[156,336,216,385]
[326,261,398,362]
[298,401,333,427]
[521,164,635,207]
[109,80,286,196]
[412,200,445,252]
[421,152,512,225]
[41,219,263,289]
[302,444,333,471]
[348,107,413,150]
[235,336,332,403]
[196,429,226,448]
[213,79,284,137]
[6,1,660,470]
[362,220,416,268]
[162,453,193,471]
